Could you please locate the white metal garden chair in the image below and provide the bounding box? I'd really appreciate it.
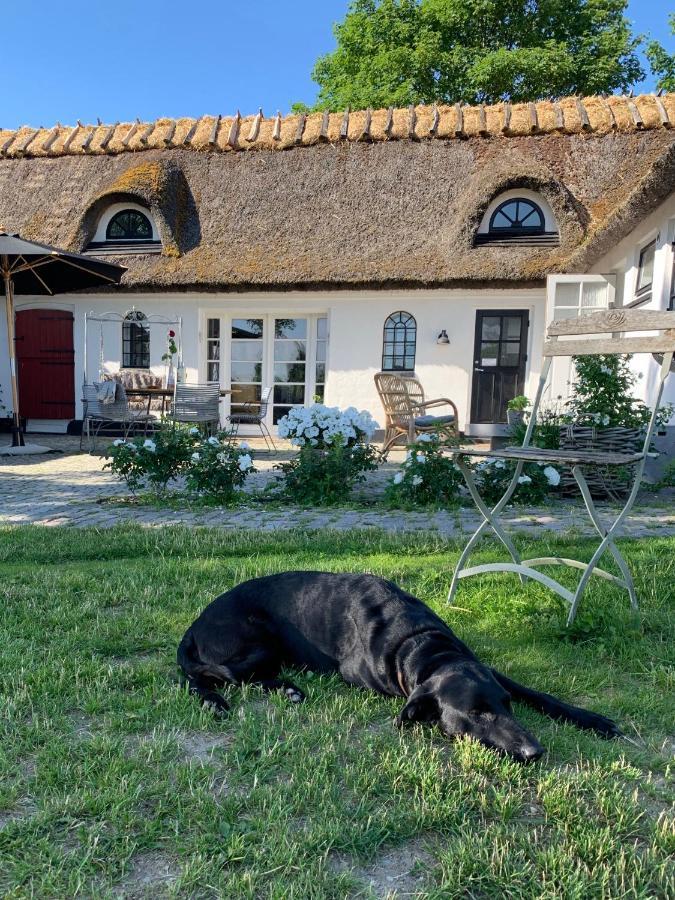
[448,308,675,625]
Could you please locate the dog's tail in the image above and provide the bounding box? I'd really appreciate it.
[177,631,231,715]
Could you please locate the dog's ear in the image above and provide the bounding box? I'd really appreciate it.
[395,687,439,728]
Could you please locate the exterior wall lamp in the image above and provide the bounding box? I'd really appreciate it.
[436,329,450,344]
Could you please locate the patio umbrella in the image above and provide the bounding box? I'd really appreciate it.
[1,231,126,453]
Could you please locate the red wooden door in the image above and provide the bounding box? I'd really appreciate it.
[15,309,75,419]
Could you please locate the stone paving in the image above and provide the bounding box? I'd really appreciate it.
[1,434,674,537]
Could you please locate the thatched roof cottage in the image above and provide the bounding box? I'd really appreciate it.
[1,93,674,436]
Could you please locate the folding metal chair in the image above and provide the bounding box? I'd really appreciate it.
[226,386,276,451]
[80,383,150,452]
[448,308,675,625]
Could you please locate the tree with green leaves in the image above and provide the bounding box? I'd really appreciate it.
[302,0,644,111]
[647,14,675,93]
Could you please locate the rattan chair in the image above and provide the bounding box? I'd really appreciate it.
[448,308,675,626]
[171,383,221,434]
[80,382,150,452]
[374,372,458,457]
[226,386,277,451]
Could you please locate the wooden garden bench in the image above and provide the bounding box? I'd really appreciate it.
[448,308,675,625]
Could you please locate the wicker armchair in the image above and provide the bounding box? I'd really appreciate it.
[374,372,458,457]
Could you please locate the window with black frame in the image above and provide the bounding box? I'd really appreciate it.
[122,310,150,368]
[106,209,153,241]
[633,239,656,306]
[382,311,416,372]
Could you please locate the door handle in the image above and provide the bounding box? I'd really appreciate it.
[475,368,485,373]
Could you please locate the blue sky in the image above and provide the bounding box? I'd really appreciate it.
[4,0,673,129]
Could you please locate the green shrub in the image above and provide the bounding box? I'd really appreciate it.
[104,426,194,495]
[276,439,378,505]
[385,433,463,507]
[472,457,560,505]
[186,436,255,501]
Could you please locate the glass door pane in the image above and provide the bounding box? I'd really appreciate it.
[315,317,327,402]
[273,318,307,424]
[231,318,263,416]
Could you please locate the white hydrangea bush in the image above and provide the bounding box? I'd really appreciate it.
[277,404,378,449]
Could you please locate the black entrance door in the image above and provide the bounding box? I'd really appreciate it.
[470,310,529,424]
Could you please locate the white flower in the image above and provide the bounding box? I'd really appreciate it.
[517,475,532,484]
[207,436,220,446]
[238,453,253,472]
[412,475,423,486]
[600,365,613,375]
[543,466,560,486]
[416,451,426,463]
[191,452,201,462]
[216,451,228,464]
[602,415,610,426]
[417,433,433,443]
[239,441,250,450]
[393,472,404,485]
[143,439,156,452]
[113,439,125,447]
[495,461,505,469]
[189,427,200,436]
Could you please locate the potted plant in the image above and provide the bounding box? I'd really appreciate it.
[506,395,529,428]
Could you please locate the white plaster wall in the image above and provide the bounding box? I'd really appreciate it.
[6,287,546,432]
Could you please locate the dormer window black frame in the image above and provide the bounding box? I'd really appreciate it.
[106,209,153,242]
[489,199,545,236]
[86,205,162,256]
[475,196,559,247]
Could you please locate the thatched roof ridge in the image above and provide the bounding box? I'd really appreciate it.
[1,94,673,159]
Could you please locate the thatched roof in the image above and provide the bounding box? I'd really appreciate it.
[1,94,674,291]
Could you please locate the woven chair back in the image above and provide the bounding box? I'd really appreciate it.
[172,383,220,423]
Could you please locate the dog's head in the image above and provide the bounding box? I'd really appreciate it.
[395,661,544,763]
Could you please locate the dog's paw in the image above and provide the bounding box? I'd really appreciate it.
[284,687,305,704]
[582,711,622,738]
[202,692,230,717]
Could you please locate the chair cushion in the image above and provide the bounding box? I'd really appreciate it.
[228,414,261,425]
[414,414,455,427]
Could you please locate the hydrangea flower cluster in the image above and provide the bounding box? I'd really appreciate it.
[277,404,378,449]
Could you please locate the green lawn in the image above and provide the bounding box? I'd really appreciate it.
[0,526,673,899]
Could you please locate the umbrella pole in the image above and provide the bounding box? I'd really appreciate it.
[3,269,24,447]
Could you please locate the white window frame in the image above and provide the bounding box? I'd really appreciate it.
[93,202,159,243]
[546,274,615,323]
[199,311,329,432]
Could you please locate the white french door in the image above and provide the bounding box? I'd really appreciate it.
[204,313,328,430]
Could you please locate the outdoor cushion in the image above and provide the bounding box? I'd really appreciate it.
[414,414,455,427]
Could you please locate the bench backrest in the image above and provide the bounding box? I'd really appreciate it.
[543,309,675,357]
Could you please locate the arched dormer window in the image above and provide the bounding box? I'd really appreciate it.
[122,309,150,368]
[106,209,153,241]
[382,311,416,372]
[475,189,559,247]
[489,198,544,235]
[86,202,161,255]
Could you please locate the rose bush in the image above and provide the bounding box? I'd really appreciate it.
[105,425,256,500]
[186,434,255,501]
[385,433,463,507]
[472,457,560,505]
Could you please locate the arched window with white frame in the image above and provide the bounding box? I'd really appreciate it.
[382,311,416,372]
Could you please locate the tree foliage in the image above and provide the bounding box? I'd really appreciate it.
[306,0,644,110]
[646,14,675,93]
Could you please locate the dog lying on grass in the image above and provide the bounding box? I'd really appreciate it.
[178,571,621,763]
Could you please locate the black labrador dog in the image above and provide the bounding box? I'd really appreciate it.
[177,571,621,763]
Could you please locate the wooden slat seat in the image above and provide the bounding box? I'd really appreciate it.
[451,446,644,466]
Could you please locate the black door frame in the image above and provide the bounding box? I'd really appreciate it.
[470,309,529,426]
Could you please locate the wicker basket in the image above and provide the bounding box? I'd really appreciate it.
[558,425,644,501]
